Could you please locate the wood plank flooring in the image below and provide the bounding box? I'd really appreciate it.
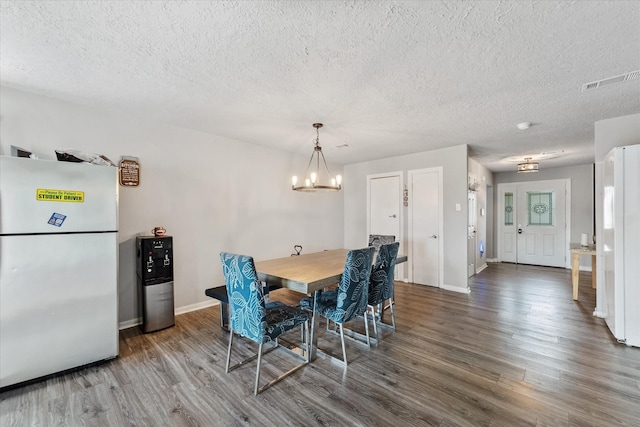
[2,263,639,426]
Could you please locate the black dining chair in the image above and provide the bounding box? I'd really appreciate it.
[220,252,309,395]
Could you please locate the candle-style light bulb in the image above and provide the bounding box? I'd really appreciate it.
[292,176,298,186]
[305,178,311,187]
[331,178,336,187]
[310,172,317,184]
[336,175,342,186]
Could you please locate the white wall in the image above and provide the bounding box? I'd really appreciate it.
[343,144,469,292]
[493,164,594,270]
[595,113,640,161]
[0,86,344,327]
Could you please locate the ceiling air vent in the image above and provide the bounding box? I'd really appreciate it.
[582,70,640,92]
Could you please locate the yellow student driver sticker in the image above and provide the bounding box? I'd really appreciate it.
[36,189,85,203]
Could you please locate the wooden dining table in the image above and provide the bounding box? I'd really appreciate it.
[254,248,407,360]
[570,243,596,300]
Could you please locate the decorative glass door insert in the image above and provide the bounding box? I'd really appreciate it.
[527,191,553,226]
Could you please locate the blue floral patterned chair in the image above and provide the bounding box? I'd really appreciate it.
[300,247,375,365]
[368,234,395,250]
[366,242,400,344]
[220,252,309,395]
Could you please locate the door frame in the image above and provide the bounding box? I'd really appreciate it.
[468,190,477,277]
[496,179,572,268]
[407,167,444,287]
[366,171,404,280]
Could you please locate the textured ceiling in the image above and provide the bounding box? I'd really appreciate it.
[1,1,639,172]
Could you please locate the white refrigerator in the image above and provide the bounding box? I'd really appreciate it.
[0,156,119,388]
[602,144,640,347]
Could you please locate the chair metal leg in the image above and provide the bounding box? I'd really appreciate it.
[327,318,336,332]
[225,330,233,373]
[339,323,348,366]
[253,325,309,394]
[370,305,379,345]
[389,298,396,330]
[363,308,371,348]
[298,320,310,360]
[305,320,310,361]
[308,290,320,361]
[254,343,264,395]
[363,307,370,346]
[226,337,278,373]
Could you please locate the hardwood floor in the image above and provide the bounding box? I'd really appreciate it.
[2,263,639,426]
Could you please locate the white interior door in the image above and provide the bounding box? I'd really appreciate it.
[369,175,401,239]
[367,172,403,280]
[408,168,442,287]
[498,180,569,267]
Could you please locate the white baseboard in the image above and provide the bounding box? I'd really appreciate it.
[118,300,219,330]
[593,309,606,318]
[483,259,589,272]
[476,263,488,274]
[119,317,141,330]
[175,299,219,316]
[441,284,471,294]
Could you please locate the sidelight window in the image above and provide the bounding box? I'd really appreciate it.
[504,192,513,226]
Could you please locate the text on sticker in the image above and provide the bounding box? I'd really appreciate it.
[36,189,85,203]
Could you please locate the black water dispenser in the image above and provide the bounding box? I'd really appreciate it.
[137,236,175,333]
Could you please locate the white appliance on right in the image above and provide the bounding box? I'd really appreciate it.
[602,144,640,347]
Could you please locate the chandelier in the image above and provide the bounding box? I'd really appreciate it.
[517,157,539,173]
[291,123,342,192]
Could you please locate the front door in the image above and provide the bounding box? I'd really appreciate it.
[498,179,569,267]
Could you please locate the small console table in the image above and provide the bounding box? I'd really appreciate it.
[570,243,596,300]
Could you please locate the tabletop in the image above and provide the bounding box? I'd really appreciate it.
[255,249,350,294]
[570,243,596,255]
[255,248,408,295]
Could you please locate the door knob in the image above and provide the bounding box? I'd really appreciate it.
[430,235,438,238]
[389,214,397,218]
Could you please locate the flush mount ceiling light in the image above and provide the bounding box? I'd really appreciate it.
[517,122,532,130]
[517,157,539,173]
[291,123,342,192]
